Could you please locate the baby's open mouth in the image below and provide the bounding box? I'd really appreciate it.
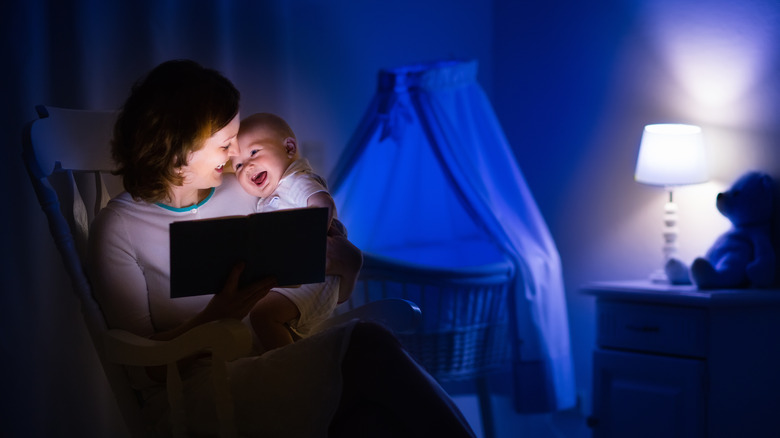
[251,171,267,186]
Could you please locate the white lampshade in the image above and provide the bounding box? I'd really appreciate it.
[634,124,708,186]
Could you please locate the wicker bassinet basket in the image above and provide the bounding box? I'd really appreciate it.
[341,252,515,382]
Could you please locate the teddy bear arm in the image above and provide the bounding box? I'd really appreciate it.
[694,254,750,288]
[704,234,752,270]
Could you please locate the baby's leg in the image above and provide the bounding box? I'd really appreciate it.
[249,291,301,352]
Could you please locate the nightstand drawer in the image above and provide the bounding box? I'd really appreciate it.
[597,301,707,357]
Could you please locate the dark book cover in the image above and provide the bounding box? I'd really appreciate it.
[170,207,328,298]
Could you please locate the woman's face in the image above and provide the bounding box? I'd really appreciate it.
[180,114,240,189]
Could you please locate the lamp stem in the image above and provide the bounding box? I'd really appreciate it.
[650,189,679,283]
[663,189,679,261]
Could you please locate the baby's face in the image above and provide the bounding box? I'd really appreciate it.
[234,125,295,199]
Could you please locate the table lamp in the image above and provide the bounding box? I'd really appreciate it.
[635,123,708,282]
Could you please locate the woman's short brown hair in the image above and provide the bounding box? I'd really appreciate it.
[112,59,240,202]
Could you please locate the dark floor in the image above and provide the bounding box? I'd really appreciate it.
[446,380,590,438]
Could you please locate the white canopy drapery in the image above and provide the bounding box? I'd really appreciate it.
[330,60,575,412]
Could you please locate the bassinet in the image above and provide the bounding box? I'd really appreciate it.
[339,248,515,382]
[329,59,576,414]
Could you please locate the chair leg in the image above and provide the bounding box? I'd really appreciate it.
[476,377,495,438]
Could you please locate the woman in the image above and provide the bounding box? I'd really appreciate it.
[88,59,475,437]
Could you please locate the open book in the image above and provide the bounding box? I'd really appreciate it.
[170,207,328,298]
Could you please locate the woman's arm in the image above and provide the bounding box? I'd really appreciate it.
[88,208,158,337]
[89,207,273,340]
[89,207,274,382]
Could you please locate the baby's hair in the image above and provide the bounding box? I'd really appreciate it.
[241,113,296,141]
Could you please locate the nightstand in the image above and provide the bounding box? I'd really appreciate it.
[582,280,780,438]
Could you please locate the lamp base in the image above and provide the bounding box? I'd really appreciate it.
[648,268,670,284]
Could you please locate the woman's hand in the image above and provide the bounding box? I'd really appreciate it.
[326,233,363,304]
[151,263,274,342]
[202,263,276,322]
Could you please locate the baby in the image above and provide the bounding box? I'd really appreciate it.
[233,113,340,351]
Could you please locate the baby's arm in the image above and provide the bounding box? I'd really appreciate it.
[307,191,336,229]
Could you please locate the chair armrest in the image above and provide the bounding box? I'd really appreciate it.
[104,319,253,366]
[104,319,252,438]
[320,298,422,334]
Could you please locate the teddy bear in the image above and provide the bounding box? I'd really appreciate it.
[664,171,776,289]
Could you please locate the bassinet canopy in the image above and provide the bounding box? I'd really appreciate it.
[329,60,575,413]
